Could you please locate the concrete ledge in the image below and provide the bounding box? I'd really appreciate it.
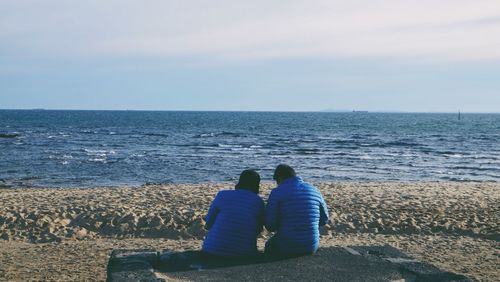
[107,245,472,282]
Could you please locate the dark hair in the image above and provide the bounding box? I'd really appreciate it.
[235,169,261,194]
[273,164,296,181]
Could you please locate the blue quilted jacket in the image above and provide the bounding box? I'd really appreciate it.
[202,189,265,257]
[265,176,329,254]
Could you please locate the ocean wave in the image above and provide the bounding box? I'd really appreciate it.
[83,148,116,155]
[89,158,107,163]
[435,151,464,158]
[438,176,469,181]
[450,165,500,172]
[219,131,241,137]
[385,141,424,147]
[194,131,242,138]
[20,175,42,180]
[190,145,220,151]
[356,141,424,148]
[295,148,321,155]
[471,155,500,161]
[195,133,215,138]
[144,133,170,137]
[218,144,242,148]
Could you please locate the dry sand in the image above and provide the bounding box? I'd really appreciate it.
[0,182,499,281]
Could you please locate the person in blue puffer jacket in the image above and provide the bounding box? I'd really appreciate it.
[265,164,329,256]
[202,169,265,257]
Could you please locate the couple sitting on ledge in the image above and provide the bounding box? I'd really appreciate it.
[202,164,329,258]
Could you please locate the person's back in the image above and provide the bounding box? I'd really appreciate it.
[202,170,264,257]
[265,165,329,256]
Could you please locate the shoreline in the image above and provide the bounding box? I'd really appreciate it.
[1,181,499,281]
[2,178,498,190]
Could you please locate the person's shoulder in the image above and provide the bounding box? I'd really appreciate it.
[236,190,265,207]
[300,181,323,194]
[269,185,292,202]
[215,189,234,198]
[217,189,233,194]
[269,186,283,196]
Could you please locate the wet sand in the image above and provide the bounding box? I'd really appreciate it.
[0,182,499,281]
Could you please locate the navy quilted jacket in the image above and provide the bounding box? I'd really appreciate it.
[265,176,329,254]
[202,189,265,257]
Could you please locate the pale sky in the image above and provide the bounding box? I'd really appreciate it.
[1,0,499,112]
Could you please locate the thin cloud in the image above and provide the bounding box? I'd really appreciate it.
[1,0,500,63]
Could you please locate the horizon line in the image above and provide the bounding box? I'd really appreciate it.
[0,108,499,114]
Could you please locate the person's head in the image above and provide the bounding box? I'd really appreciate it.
[273,164,296,185]
[235,169,261,194]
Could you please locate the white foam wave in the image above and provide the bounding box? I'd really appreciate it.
[89,158,107,163]
[199,133,215,137]
[218,144,242,148]
[84,148,116,155]
[84,148,107,154]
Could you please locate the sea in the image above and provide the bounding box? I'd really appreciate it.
[0,110,499,188]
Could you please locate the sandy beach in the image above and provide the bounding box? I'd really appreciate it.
[0,182,498,281]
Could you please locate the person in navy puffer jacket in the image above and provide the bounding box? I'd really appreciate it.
[265,164,329,256]
[202,169,265,257]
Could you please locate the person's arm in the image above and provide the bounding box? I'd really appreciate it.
[319,194,329,226]
[204,193,221,230]
[265,189,279,232]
